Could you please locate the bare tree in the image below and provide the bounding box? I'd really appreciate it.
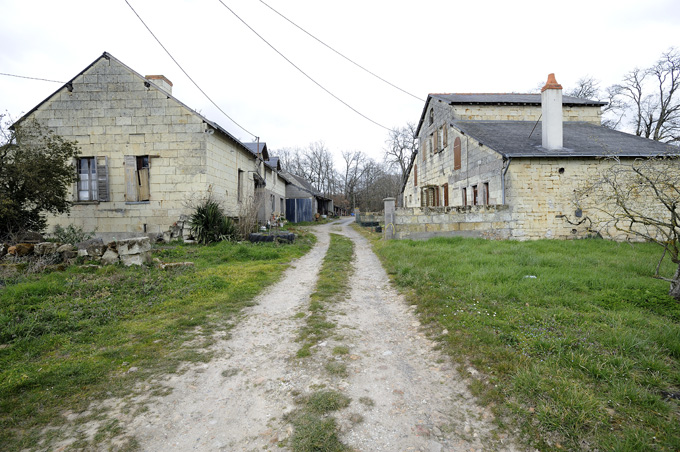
[611,48,680,143]
[384,122,418,185]
[566,75,600,99]
[340,150,366,209]
[575,156,680,300]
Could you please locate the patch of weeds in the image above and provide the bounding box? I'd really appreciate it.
[221,368,239,378]
[332,346,349,355]
[306,390,351,414]
[293,312,306,319]
[349,413,364,424]
[324,361,348,377]
[358,397,375,408]
[285,390,352,452]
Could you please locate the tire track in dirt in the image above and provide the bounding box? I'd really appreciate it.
[317,219,521,452]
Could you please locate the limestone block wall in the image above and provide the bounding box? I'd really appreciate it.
[205,133,260,219]
[404,115,504,209]
[504,157,636,240]
[451,105,601,124]
[391,205,512,240]
[24,56,212,239]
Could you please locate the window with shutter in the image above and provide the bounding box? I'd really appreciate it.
[432,133,437,154]
[77,157,97,201]
[483,182,489,205]
[421,140,426,162]
[414,164,418,186]
[124,155,150,202]
[472,185,479,205]
[454,137,462,170]
[443,183,449,206]
[443,126,448,148]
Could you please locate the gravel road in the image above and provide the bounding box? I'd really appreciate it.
[53,219,521,451]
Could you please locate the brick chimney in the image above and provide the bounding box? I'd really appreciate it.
[145,75,173,94]
[541,73,563,150]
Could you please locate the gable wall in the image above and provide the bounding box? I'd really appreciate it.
[24,57,210,239]
[405,100,504,208]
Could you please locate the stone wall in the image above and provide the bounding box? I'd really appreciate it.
[389,205,512,240]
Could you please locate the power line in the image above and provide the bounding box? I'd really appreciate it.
[0,72,65,83]
[258,0,424,103]
[123,0,258,139]
[216,0,391,131]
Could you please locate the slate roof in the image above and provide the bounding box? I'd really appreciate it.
[244,142,270,160]
[431,93,607,107]
[451,120,678,158]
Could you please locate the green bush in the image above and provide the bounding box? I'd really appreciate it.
[52,224,94,244]
[189,200,237,244]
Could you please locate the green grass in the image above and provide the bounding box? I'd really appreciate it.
[285,390,351,452]
[372,235,680,452]
[0,236,314,450]
[296,234,354,357]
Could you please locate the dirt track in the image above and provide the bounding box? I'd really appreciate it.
[55,219,521,451]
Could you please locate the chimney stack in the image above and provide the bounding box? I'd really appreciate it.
[541,73,563,150]
[145,75,173,95]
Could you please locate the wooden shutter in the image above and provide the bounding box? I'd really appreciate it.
[432,132,437,154]
[138,168,150,201]
[454,137,462,170]
[124,155,139,202]
[443,126,448,148]
[443,183,449,206]
[414,164,418,186]
[421,140,426,162]
[96,156,109,202]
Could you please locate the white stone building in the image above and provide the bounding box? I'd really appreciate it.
[13,52,280,240]
[397,74,676,240]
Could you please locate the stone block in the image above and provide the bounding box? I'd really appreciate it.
[116,237,151,266]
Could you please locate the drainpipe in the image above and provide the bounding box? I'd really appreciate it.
[501,156,512,205]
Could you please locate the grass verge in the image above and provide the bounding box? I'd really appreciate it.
[0,235,314,450]
[296,233,354,357]
[371,234,680,452]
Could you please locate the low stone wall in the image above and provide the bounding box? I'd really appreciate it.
[387,204,512,240]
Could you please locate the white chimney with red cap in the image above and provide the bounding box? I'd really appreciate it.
[541,73,563,150]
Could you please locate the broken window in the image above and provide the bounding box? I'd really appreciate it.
[483,182,489,205]
[461,187,467,206]
[472,185,479,206]
[443,125,448,148]
[454,137,462,170]
[124,155,150,202]
[77,156,109,202]
[429,108,434,125]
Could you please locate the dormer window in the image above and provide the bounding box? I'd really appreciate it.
[429,108,434,125]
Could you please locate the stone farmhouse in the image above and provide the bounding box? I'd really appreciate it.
[396,74,676,240]
[13,52,291,240]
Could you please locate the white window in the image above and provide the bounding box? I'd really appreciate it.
[77,156,109,202]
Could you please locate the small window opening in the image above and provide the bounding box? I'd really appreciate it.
[558,167,565,174]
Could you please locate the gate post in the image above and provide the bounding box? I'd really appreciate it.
[383,197,396,239]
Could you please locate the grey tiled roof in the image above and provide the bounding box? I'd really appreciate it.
[451,121,678,158]
[432,93,607,106]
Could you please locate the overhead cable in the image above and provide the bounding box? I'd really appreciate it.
[258,0,424,102]
[123,0,258,139]
[0,72,65,83]
[216,0,391,131]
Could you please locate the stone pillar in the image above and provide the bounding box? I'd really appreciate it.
[384,197,396,240]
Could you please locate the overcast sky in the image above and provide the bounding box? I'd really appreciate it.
[1,0,679,164]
